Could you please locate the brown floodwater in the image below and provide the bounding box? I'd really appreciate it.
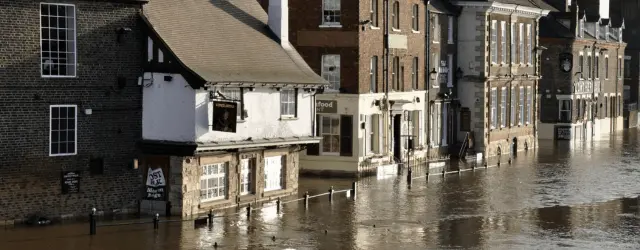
[2,131,640,249]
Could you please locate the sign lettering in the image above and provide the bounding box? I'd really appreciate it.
[316,100,338,113]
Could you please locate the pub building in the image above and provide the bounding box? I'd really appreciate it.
[137,0,326,217]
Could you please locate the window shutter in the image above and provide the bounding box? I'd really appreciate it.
[340,115,353,156]
[306,115,320,155]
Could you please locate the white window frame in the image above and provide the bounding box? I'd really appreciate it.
[526,24,533,65]
[501,87,507,128]
[447,16,454,44]
[519,87,524,125]
[490,88,497,129]
[50,104,77,156]
[559,99,572,122]
[433,14,439,42]
[240,158,253,195]
[510,87,516,126]
[413,110,423,147]
[370,56,378,92]
[491,20,497,64]
[412,57,418,89]
[392,1,400,30]
[280,89,296,117]
[392,56,399,90]
[200,163,227,202]
[40,3,77,78]
[321,54,341,90]
[322,0,341,26]
[320,115,340,155]
[366,115,374,154]
[430,103,442,147]
[264,156,284,192]
[411,4,419,31]
[510,22,516,64]
[370,0,378,27]
[519,23,525,64]
[526,86,532,124]
[501,21,507,64]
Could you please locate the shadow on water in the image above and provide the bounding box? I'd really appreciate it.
[3,130,640,249]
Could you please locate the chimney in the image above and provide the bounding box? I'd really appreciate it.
[268,0,289,44]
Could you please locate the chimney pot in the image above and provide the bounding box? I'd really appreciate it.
[268,0,288,44]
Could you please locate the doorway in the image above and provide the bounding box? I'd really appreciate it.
[393,114,402,162]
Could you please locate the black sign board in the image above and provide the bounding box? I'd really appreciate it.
[555,126,572,140]
[212,101,238,133]
[61,171,80,194]
[316,100,338,113]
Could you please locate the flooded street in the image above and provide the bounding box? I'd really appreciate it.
[3,131,640,249]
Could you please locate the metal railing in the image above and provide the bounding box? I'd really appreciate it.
[88,183,357,236]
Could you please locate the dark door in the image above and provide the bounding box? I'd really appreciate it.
[393,114,402,162]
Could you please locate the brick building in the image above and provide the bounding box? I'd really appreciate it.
[610,0,639,127]
[0,0,145,223]
[454,0,553,160]
[138,0,326,217]
[539,1,626,141]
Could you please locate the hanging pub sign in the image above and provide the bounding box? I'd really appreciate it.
[145,168,166,200]
[212,101,238,133]
[61,171,80,194]
[559,53,573,73]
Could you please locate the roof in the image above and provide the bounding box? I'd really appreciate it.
[458,0,557,11]
[539,15,573,38]
[428,0,461,15]
[142,0,327,86]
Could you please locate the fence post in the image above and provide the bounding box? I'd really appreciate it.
[276,197,281,214]
[407,167,413,187]
[153,213,159,230]
[246,204,252,218]
[208,209,213,228]
[89,207,96,235]
[351,182,357,200]
[329,186,334,203]
[165,201,172,217]
[304,191,310,208]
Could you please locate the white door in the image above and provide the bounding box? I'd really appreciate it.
[264,156,283,192]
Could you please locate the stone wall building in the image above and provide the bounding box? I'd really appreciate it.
[0,0,146,223]
[539,1,626,141]
[138,0,326,217]
[453,0,553,161]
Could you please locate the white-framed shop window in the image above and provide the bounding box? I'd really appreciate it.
[320,115,340,155]
[40,3,77,77]
[240,158,254,195]
[200,163,227,202]
[264,155,285,192]
[50,104,77,156]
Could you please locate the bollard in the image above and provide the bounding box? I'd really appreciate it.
[165,201,172,217]
[329,186,334,203]
[89,207,96,235]
[246,204,252,218]
[351,182,357,200]
[276,197,281,214]
[426,172,429,182]
[407,168,412,186]
[208,209,213,228]
[304,191,310,208]
[153,213,159,230]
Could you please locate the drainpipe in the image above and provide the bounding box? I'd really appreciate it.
[592,41,598,136]
[383,0,391,161]
[425,0,430,159]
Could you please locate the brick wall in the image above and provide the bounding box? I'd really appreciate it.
[0,0,144,221]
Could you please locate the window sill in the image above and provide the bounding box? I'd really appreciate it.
[319,24,342,28]
[279,116,298,121]
[321,152,340,156]
[392,28,401,32]
[237,119,246,124]
[411,30,420,34]
[42,75,77,79]
[50,153,78,157]
[370,26,381,30]
[263,189,290,198]
[199,197,229,208]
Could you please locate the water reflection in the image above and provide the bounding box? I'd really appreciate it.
[4,131,640,249]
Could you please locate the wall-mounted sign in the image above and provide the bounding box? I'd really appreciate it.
[559,53,573,73]
[145,168,166,200]
[61,171,80,194]
[212,101,237,133]
[555,126,572,140]
[316,100,337,113]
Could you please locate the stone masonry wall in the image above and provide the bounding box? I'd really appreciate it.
[0,0,144,222]
[169,148,300,218]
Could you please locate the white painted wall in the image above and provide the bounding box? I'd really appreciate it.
[196,88,314,143]
[142,73,196,142]
[142,73,315,143]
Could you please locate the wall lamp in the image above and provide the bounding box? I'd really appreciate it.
[455,67,464,79]
[429,68,438,80]
[116,27,132,43]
